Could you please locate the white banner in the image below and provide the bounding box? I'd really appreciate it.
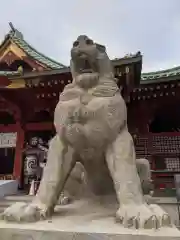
[0,132,17,148]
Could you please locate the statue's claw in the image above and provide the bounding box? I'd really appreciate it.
[116,203,172,229]
[149,204,172,227]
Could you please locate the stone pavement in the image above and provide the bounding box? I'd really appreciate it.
[0,198,180,240]
[0,193,179,225]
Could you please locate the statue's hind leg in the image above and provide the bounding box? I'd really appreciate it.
[105,129,171,229]
[136,158,153,195]
[1,135,76,222]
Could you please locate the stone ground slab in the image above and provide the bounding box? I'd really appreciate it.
[0,198,180,240]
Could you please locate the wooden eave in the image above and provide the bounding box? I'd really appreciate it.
[8,67,70,81]
[140,74,180,85]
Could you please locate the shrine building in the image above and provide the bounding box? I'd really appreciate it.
[0,23,179,195]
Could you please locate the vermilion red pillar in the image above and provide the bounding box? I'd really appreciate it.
[13,123,25,186]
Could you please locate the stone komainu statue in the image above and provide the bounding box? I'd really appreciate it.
[2,36,171,229]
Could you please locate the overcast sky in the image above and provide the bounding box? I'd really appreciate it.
[0,0,179,72]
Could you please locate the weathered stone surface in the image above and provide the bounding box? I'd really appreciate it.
[0,35,174,229]
[0,199,180,240]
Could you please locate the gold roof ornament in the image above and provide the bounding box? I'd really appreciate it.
[17,65,23,74]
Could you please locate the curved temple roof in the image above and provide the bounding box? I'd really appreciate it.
[0,22,66,70]
[141,66,180,81]
[0,23,179,84]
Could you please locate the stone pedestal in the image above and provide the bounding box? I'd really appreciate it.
[0,198,180,240]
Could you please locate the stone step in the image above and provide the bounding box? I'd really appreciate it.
[0,194,33,213]
[4,195,33,202]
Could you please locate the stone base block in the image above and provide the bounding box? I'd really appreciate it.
[0,198,180,240]
[0,180,18,198]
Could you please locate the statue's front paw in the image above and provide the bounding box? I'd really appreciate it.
[0,202,51,222]
[116,203,172,229]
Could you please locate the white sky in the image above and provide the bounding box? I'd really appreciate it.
[0,0,180,72]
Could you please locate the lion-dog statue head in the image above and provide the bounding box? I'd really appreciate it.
[70,35,119,97]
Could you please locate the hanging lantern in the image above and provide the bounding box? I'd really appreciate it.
[125,66,129,74]
[115,67,120,75]
[26,155,38,176]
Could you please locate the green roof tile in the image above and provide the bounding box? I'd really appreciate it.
[7,23,66,70]
[141,66,180,81]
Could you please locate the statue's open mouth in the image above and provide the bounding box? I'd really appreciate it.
[77,59,94,74]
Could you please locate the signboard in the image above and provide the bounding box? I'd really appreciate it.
[0,133,17,148]
[174,174,180,202]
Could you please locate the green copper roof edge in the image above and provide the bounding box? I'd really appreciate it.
[141,66,180,80]
[18,38,65,68]
[142,66,180,75]
[140,77,178,85]
[2,23,66,69]
[11,35,66,69]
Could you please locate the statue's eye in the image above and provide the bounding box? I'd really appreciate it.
[73,41,79,47]
[86,39,93,45]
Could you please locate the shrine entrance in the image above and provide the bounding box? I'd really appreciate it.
[148,102,180,196]
[149,102,180,133]
[0,148,15,177]
[0,132,17,180]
